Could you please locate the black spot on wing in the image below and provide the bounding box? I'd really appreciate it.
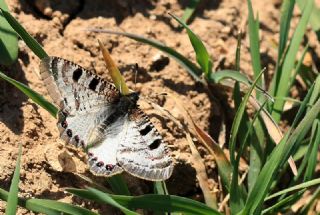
[139,124,152,136]
[72,68,83,82]
[89,77,99,91]
[149,139,161,150]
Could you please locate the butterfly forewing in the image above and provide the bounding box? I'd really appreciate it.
[40,56,124,176]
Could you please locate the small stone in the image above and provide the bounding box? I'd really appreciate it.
[150,53,170,72]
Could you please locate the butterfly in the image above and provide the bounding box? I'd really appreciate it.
[39,56,174,181]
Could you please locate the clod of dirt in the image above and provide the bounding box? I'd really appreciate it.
[150,53,170,72]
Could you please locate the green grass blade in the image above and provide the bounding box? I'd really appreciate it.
[153,182,169,215]
[5,144,22,215]
[248,121,265,190]
[265,178,320,201]
[67,188,222,215]
[87,188,138,215]
[240,95,320,214]
[180,0,201,23]
[262,190,305,214]
[271,0,313,122]
[278,0,295,64]
[154,181,168,195]
[308,75,320,110]
[0,188,97,215]
[297,0,320,41]
[303,120,320,181]
[107,175,130,195]
[0,0,18,66]
[0,8,48,59]
[170,13,213,77]
[27,199,98,215]
[209,70,272,100]
[209,69,253,85]
[269,0,295,96]
[229,68,265,163]
[88,29,203,82]
[247,0,263,92]
[230,102,266,214]
[288,120,319,187]
[0,71,58,117]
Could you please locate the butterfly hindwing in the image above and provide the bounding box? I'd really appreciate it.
[117,108,173,181]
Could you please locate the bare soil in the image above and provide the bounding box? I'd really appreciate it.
[0,0,320,214]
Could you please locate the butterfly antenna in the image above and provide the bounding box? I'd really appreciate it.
[134,63,139,91]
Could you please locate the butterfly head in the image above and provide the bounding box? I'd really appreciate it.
[118,92,140,111]
[126,92,140,103]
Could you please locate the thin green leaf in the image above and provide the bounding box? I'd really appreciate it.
[269,0,295,97]
[247,0,263,93]
[180,0,201,24]
[229,68,265,163]
[271,0,313,122]
[67,188,222,215]
[278,0,295,63]
[0,0,18,66]
[209,69,252,85]
[170,13,213,77]
[87,188,138,215]
[27,199,98,215]
[209,70,272,100]
[154,181,168,195]
[297,0,320,41]
[0,71,58,117]
[265,178,320,201]
[153,182,169,215]
[262,190,305,214]
[88,29,203,82]
[0,188,97,215]
[303,120,320,181]
[107,174,130,195]
[289,44,309,91]
[0,8,48,59]
[6,144,22,215]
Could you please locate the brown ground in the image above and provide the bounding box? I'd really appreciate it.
[0,0,320,214]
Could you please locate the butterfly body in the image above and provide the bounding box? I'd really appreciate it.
[40,56,173,181]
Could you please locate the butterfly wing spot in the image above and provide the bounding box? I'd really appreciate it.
[66,129,73,137]
[149,139,162,150]
[106,164,115,171]
[96,161,104,167]
[89,77,99,91]
[74,135,80,143]
[139,124,153,135]
[80,140,85,148]
[61,120,68,128]
[72,68,83,82]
